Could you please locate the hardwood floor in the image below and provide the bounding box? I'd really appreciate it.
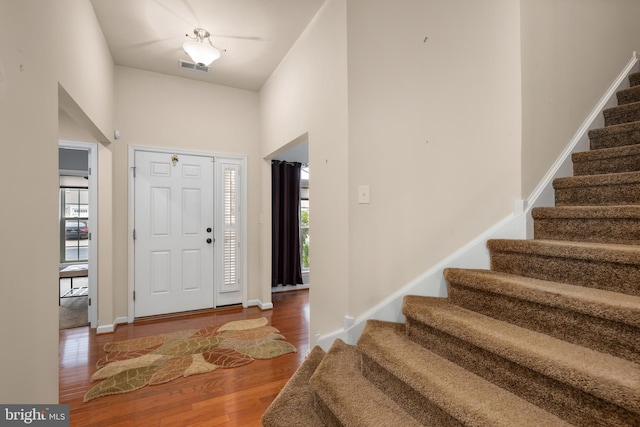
[60,290,309,427]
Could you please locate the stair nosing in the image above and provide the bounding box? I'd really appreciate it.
[617,85,640,94]
[487,238,640,265]
[531,205,640,219]
[589,119,640,136]
[572,143,640,162]
[403,296,640,411]
[604,100,640,115]
[443,268,640,328]
[617,85,640,104]
[553,170,640,188]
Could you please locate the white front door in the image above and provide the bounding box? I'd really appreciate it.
[134,150,215,317]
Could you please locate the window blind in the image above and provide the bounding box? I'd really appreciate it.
[222,165,239,290]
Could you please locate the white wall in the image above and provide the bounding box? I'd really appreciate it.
[59,109,97,142]
[57,0,114,143]
[521,0,640,197]
[260,0,350,337]
[260,0,522,340]
[0,0,59,404]
[113,66,261,320]
[347,0,522,320]
[0,0,114,403]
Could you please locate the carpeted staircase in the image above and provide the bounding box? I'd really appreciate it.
[261,72,640,426]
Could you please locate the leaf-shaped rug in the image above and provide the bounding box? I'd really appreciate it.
[83,317,296,402]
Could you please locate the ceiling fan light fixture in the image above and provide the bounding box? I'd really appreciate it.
[183,28,223,67]
[183,41,220,66]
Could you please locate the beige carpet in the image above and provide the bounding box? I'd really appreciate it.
[261,72,640,425]
[84,317,296,402]
[59,296,89,330]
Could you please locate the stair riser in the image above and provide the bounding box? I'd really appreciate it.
[604,104,640,126]
[489,251,640,296]
[573,153,640,175]
[313,396,342,427]
[589,129,640,150]
[360,354,462,426]
[617,87,640,105]
[404,319,636,427]
[533,218,640,245]
[448,285,640,364]
[630,72,640,88]
[554,183,640,206]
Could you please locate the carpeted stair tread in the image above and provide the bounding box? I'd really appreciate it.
[617,84,640,105]
[309,339,423,427]
[604,100,640,126]
[444,268,640,362]
[572,143,640,175]
[532,205,640,219]
[573,140,640,161]
[356,320,572,427]
[488,238,640,296]
[402,295,640,414]
[552,171,640,206]
[260,346,326,427]
[554,170,640,188]
[444,268,640,328]
[488,238,640,264]
[588,120,640,150]
[532,205,640,244]
[630,71,640,87]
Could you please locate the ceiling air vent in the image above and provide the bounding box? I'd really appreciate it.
[178,60,211,73]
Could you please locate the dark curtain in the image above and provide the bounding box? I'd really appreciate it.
[272,160,303,287]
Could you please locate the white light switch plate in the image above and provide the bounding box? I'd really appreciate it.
[358,185,370,204]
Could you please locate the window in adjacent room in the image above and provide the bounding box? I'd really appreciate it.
[300,166,309,274]
[60,182,89,263]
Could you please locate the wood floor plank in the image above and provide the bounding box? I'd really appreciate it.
[60,290,309,426]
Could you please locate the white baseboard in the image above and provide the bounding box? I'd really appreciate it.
[272,284,309,293]
[96,324,115,334]
[343,315,355,330]
[314,211,528,350]
[95,316,128,334]
[247,286,309,311]
[246,299,274,310]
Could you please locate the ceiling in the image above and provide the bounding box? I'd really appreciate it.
[90,0,325,92]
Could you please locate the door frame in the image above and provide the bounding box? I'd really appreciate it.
[127,145,248,322]
[59,139,98,328]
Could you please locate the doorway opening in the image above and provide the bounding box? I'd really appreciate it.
[59,142,98,329]
[59,178,89,329]
[271,135,310,293]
